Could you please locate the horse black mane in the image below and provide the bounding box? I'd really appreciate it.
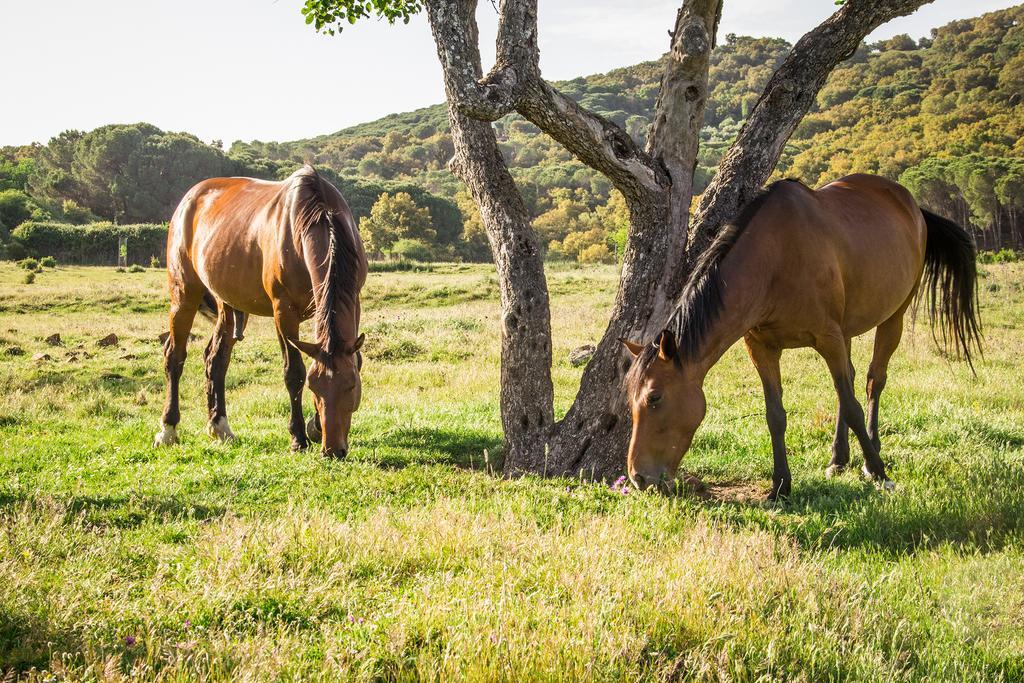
[293,165,361,359]
[625,179,803,395]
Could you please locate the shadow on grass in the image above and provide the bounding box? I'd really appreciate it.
[695,456,1024,556]
[0,491,226,530]
[358,426,502,470]
[0,609,84,675]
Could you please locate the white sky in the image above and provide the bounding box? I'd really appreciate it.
[0,0,1017,147]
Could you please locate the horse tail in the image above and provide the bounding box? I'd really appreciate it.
[198,290,218,322]
[919,208,982,371]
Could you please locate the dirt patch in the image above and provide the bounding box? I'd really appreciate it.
[704,481,767,504]
[678,475,766,504]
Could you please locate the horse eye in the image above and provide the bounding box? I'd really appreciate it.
[647,392,662,407]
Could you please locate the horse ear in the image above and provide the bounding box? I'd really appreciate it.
[353,333,365,353]
[619,338,644,358]
[657,329,677,361]
[288,337,322,359]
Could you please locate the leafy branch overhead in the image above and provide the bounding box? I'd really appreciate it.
[302,0,424,34]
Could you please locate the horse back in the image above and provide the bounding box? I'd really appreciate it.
[730,174,927,343]
[167,176,298,317]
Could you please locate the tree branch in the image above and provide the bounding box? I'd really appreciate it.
[517,80,670,199]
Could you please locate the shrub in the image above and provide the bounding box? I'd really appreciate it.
[0,189,32,229]
[993,248,1020,263]
[367,260,428,273]
[978,249,1021,264]
[60,199,96,224]
[577,243,613,264]
[23,271,35,284]
[18,257,39,270]
[391,238,436,262]
[40,256,56,268]
[128,264,145,273]
[2,241,27,261]
[150,255,161,268]
[10,221,167,265]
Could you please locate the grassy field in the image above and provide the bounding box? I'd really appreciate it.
[1,260,1023,681]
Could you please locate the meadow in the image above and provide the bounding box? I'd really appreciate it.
[1,260,1022,681]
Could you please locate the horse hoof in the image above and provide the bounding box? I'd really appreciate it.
[290,438,309,452]
[153,423,178,447]
[207,417,235,442]
[305,416,322,442]
[861,464,895,491]
[825,464,846,479]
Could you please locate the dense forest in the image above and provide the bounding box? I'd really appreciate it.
[1,5,1021,263]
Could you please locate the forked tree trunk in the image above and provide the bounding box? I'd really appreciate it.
[425,0,933,479]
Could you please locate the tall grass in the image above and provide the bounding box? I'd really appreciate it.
[0,262,1022,680]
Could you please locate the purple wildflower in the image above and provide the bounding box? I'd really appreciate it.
[124,635,137,647]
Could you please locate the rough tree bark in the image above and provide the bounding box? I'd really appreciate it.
[422,0,933,479]
[426,0,555,466]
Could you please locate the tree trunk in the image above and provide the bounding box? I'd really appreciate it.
[426,0,555,470]
[540,0,723,478]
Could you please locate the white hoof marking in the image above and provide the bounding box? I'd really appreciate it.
[153,423,178,447]
[207,416,235,442]
[825,464,845,479]
[862,464,896,492]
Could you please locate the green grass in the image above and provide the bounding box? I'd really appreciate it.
[1,262,1023,681]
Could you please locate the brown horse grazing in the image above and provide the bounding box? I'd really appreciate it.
[154,165,368,457]
[622,174,981,500]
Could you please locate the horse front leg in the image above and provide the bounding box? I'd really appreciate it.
[273,305,309,451]
[745,336,791,501]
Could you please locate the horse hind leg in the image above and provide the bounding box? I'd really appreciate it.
[866,311,905,454]
[155,293,202,447]
[205,302,238,442]
[826,338,853,478]
[815,331,894,491]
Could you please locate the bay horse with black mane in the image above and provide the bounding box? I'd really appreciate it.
[154,165,368,457]
[623,173,981,500]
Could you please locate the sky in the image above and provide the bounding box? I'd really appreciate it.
[0,0,1017,147]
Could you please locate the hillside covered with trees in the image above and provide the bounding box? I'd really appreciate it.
[1,4,1021,263]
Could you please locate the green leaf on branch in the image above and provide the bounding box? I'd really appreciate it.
[300,0,424,35]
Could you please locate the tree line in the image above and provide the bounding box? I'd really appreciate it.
[1,4,1021,264]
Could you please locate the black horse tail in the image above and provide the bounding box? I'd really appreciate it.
[198,290,218,322]
[197,290,247,340]
[919,208,982,371]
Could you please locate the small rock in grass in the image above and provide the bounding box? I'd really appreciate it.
[97,333,118,347]
[4,346,25,357]
[32,352,52,362]
[569,344,596,367]
[119,353,137,360]
[44,333,62,346]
